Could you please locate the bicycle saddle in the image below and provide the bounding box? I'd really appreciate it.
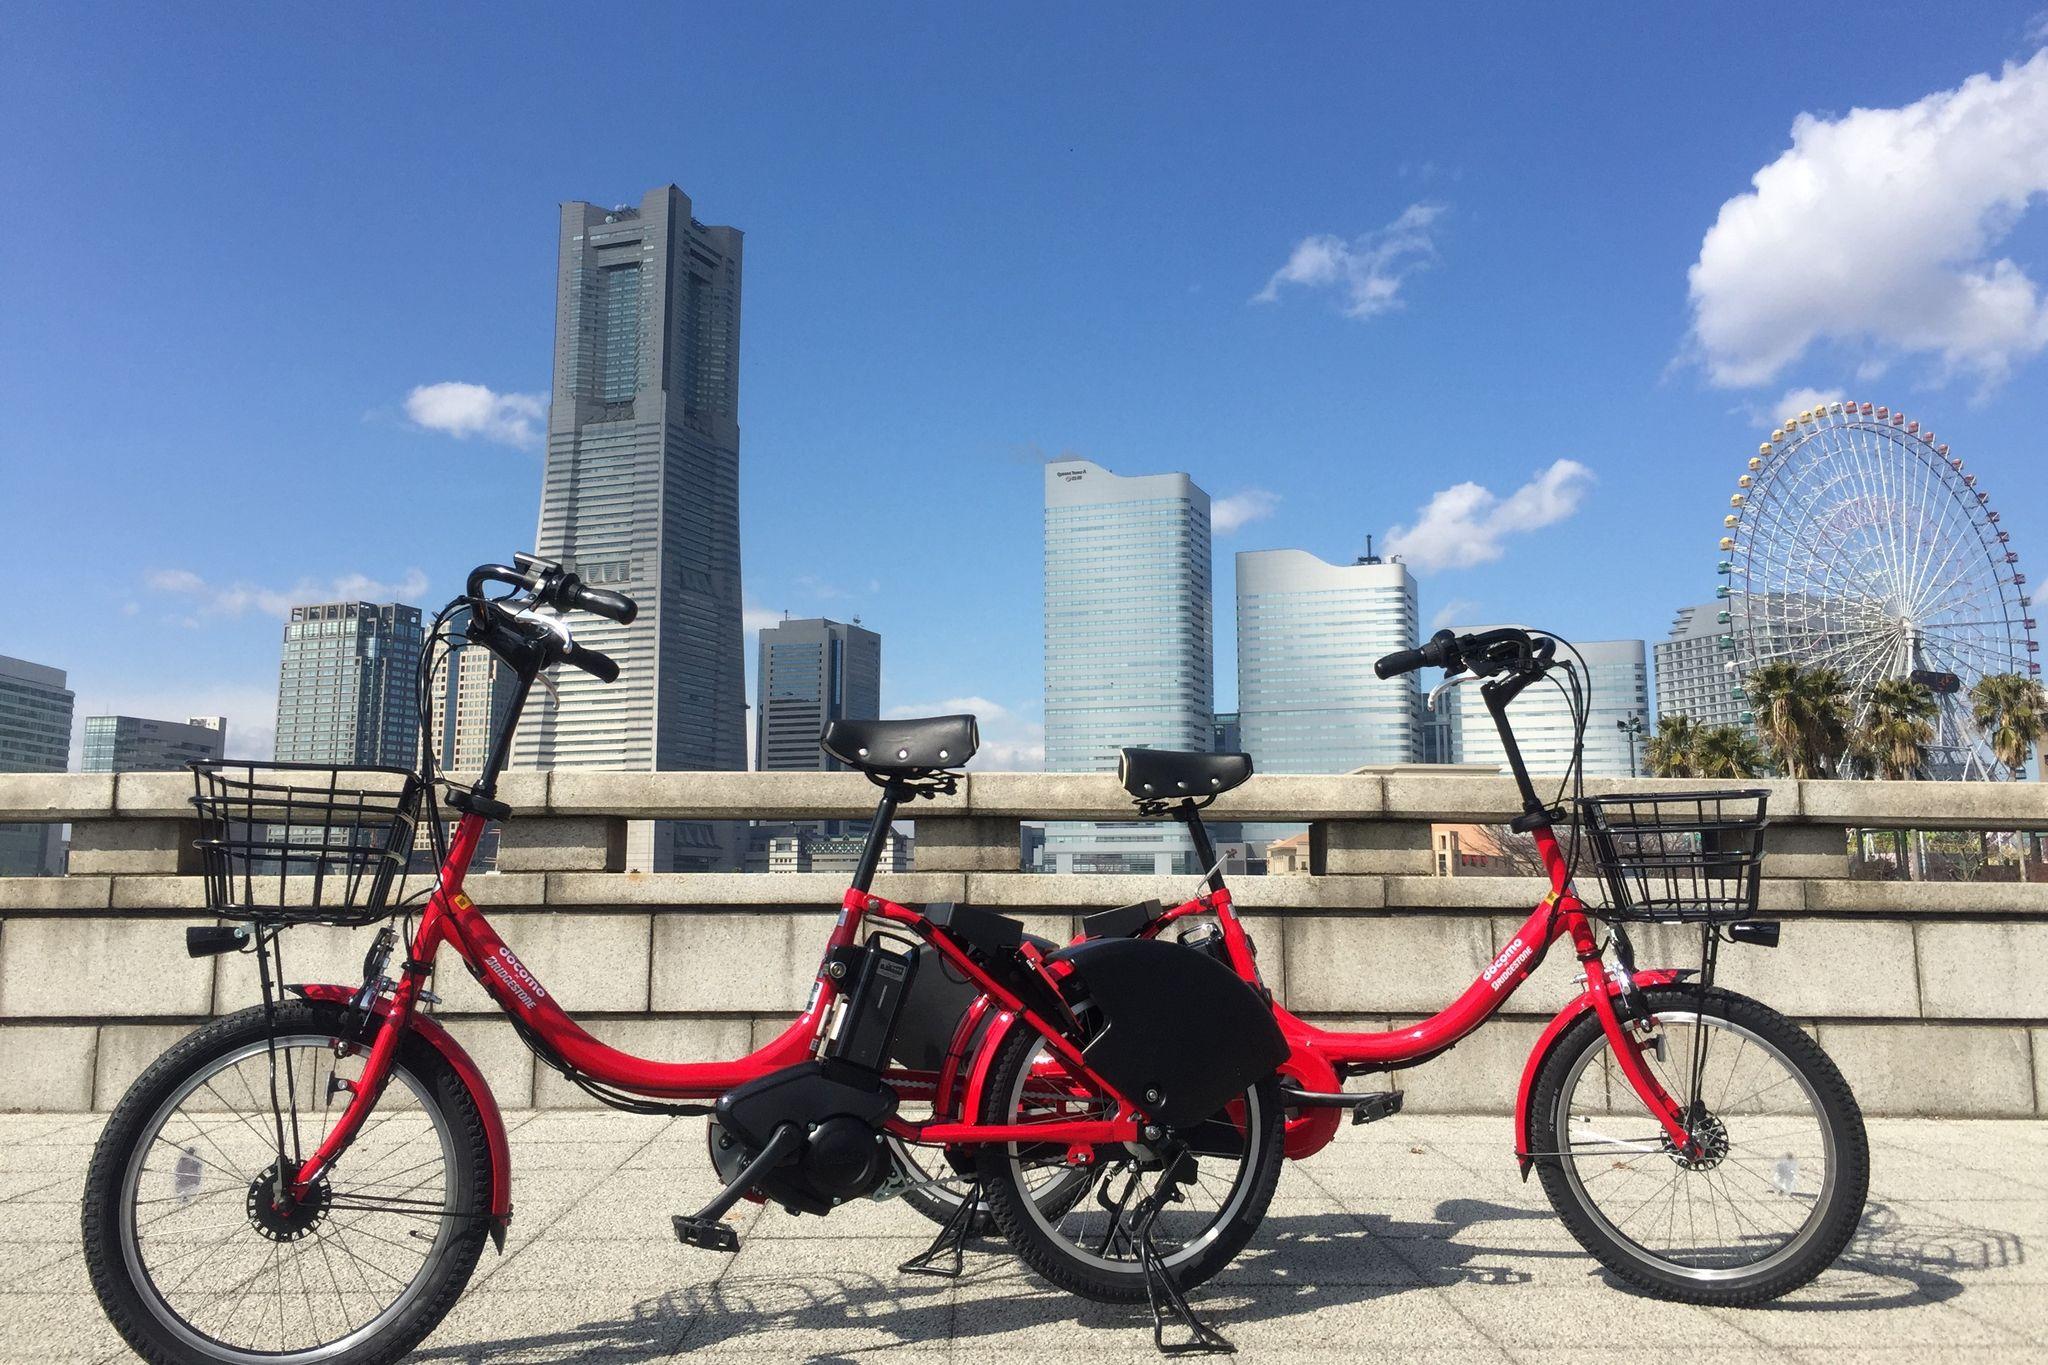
[1118,747,1253,802]
[821,714,977,773]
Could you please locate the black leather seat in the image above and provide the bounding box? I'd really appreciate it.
[821,714,978,774]
[1118,747,1253,802]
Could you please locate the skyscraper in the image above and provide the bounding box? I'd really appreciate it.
[1446,630,1649,777]
[0,654,75,876]
[1235,549,1421,773]
[82,714,226,773]
[274,602,424,766]
[755,618,881,772]
[434,646,519,774]
[1655,602,1744,729]
[516,184,746,873]
[1043,459,1213,874]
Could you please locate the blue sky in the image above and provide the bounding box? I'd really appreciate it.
[5,4,2047,765]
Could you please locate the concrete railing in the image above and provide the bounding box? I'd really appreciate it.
[1,770,2043,1117]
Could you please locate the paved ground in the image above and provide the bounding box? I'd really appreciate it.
[2,1112,2043,1364]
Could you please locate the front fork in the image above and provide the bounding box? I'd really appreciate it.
[1570,917,1695,1155]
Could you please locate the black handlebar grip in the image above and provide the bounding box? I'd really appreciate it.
[1374,648,1426,680]
[561,640,620,684]
[565,580,638,625]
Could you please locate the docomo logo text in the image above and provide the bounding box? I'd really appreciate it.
[1482,936,1533,991]
[486,946,548,1007]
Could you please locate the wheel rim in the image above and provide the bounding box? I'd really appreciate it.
[1003,1042,1265,1275]
[117,1033,460,1362]
[1555,1010,1837,1281]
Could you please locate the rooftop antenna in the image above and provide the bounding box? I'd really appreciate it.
[1358,534,1383,566]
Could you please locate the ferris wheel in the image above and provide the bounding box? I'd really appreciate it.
[1717,400,2039,778]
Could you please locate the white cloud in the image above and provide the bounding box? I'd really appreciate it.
[1253,203,1446,319]
[1687,52,2048,391]
[146,566,431,619]
[2028,10,2048,44]
[1429,598,1479,631]
[1211,489,1281,535]
[743,597,785,634]
[1762,386,1847,428]
[1383,459,1594,573]
[886,697,1044,770]
[403,382,546,449]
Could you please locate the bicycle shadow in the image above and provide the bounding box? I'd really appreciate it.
[411,1197,2026,1362]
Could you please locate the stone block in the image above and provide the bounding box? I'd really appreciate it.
[531,1016,754,1109]
[911,817,1021,872]
[112,771,197,818]
[93,1022,206,1108]
[433,1015,540,1111]
[549,769,932,820]
[1380,773,1529,823]
[1815,1022,2035,1116]
[1763,823,1851,879]
[433,913,653,1015]
[651,913,835,1014]
[1318,821,1434,876]
[0,877,111,911]
[0,772,114,821]
[0,918,214,1018]
[495,818,627,873]
[1384,875,1549,911]
[1388,1016,1548,1114]
[1798,777,2048,828]
[66,819,205,876]
[214,922,386,1011]
[546,871,965,907]
[108,875,212,911]
[2034,1028,2046,1116]
[0,1025,96,1109]
[1916,921,2048,1020]
[1802,879,2048,916]
[1624,919,1918,1018]
[1281,915,1497,1014]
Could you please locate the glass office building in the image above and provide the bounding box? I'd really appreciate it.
[1043,459,1212,874]
[274,602,424,766]
[0,654,74,875]
[81,715,225,773]
[1235,549,1421,773]
[515,184,747,872]
[1446,630,1649,777]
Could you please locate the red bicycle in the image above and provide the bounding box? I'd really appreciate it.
[82,554,1288,1365]
[905,627,1870,1305]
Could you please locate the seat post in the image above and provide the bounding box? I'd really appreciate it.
[851,781,904,894]
[1177,802,1225,892]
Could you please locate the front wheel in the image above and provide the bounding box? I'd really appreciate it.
[82,1001,493,1365]
[1530,984,1868,1305]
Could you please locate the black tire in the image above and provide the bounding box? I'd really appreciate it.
[83,1001,493,1365]
[1530,984,1868,1306]
[974,1022,1285,1304]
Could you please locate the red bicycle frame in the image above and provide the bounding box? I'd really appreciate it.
[1117,816,1693,1166]
[286,801,1148,1216]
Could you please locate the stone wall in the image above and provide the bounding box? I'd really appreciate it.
[1,769,2042,1116]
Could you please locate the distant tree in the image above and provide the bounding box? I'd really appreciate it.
[1859,677,1938,780]
[1746,662,1851,777]
[1970,672,2048,778]
[1645,714,1701,778]
[1692,725,1768,778]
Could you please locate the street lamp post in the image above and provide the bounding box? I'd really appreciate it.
[1617,712,1645,778]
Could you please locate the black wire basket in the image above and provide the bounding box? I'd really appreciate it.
[1576,789,1769,924]
[191,761,425,926]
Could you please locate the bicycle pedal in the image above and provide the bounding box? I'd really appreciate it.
[672,1214,740,1253]
[1351,1091,1405,1126]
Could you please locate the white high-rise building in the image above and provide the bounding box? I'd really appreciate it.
[1446,631,1649,778]
[0,654,74,876]
[1043,459,1212,874]
[1236,549,1421,772]
[1654,602,1744,729]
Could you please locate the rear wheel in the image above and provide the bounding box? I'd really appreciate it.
[82,1001,492,1365]
[1530,984,1868,1305]
[974,1020,1285,1303]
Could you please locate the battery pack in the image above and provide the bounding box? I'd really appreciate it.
[828,942,917,1072]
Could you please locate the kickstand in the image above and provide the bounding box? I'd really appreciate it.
[1135,1152,1234,1356]
[899,1180,981,1279]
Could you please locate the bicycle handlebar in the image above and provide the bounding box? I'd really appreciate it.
[559,578,637,624]
[1375,627,1557,680]
[559,637,620,683]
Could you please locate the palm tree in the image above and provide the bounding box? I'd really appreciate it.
[1970,672,2048,778]
[1691,725,1767,778]
[1645,714,1701,778]
[1859,677,1938,780]
[1745,662,1852,777]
